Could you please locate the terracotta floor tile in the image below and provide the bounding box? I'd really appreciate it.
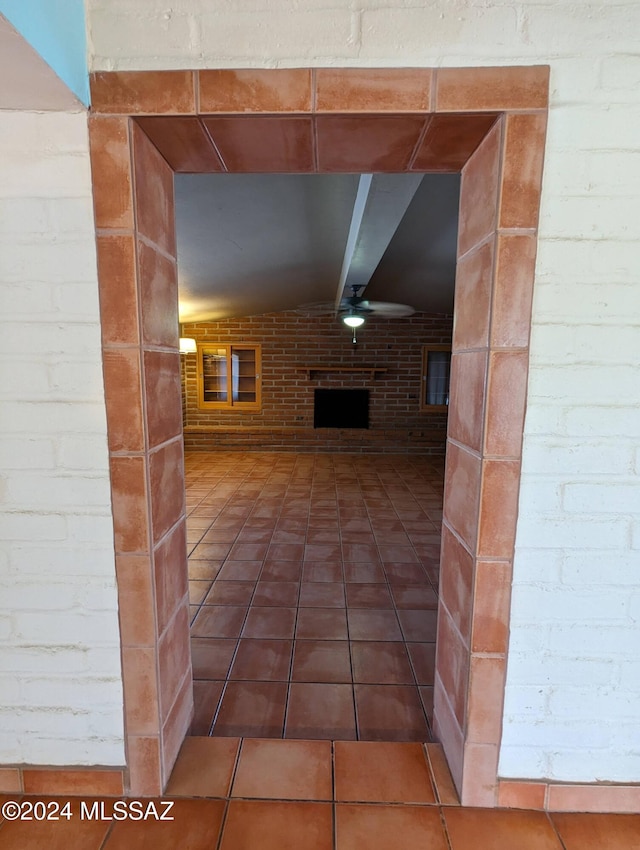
[299,582,345,607]
[391,584,439,609]
[336,804,449,850]
[242,606,296,639]
[296,607,348,640]
[272,528,306,543]
[252,580,299,607]
[335,741,436,803]
[232,739,332,800]
[292,640,352,683]
[348,609,403,641]
[304,543,341,561]
[370,519,405,532]
[186,452,446,745]
[341,518,373,532]
[378,544,419,563]
[376,531,412,545]
[397,609,438,641]
[191,680,224,734]
[341,532,377,548]
[103,800,225,850]
[384,562,428,584]
[275,518,307,533]
[191,542,232,560]
[235,527,273,543]
[191,606,248,639]
[191,638,237,679]
[286,683,356,739]
[217,560,263,581]
[280,505,309,518]
[425,743,460,805]
[345,583,393,608]
[308,518,339,529]
[187,517,215,531]
[267,542,305,561]
[443,809,564,850]
[261,560,304,582]
[342,542,381,562]
[306,528,341,544]
[551,813,640,850]
[220,800,333,850]
[201,528,240,543]
[302,560,344,582]
[407,642,437,685]
[355,685,430,742]
[166,737,240,797]
[420,686,434,724]
[0,797,110,849]
[204,581,256,606]
[188,559,223,581]
[416,541,441,559]
[247,515,279,527]
[351,641,415,684]
[229,639,293,681]
[213,681,287,738]
[189,580,212,604]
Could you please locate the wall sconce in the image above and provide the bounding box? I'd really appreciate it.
[179,337,197,354]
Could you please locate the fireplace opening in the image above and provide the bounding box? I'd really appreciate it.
[314,388,369,429]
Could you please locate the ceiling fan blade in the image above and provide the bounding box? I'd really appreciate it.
[294,301,336,316]
[365,301,416,317]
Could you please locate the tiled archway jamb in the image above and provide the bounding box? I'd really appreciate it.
[88,66,549,801]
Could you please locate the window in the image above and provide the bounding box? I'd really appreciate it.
[420,345,451,411]
[197,343,261,410]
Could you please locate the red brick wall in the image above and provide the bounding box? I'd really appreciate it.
[181,310,452,453]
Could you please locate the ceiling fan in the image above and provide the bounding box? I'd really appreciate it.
[296,285,416,322]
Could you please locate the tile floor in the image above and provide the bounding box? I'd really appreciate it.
[185,451,444,741]
[2,739,639,849]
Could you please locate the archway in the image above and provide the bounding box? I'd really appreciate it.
[88,66,548,802]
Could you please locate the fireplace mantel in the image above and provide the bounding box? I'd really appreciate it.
[298,365,387,380]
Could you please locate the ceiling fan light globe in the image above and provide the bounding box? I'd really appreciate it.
[343,315,365,328]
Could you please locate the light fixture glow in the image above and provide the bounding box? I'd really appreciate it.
[179,337,197,354]
[342,314,365,329]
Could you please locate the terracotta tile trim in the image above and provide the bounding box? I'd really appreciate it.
[497,779,640,813]
[434,65,550,112]
[406,114,434,170]
[456,230,496,265]
[90,68,547,117]
[90,70,197,115]
[441,518,475,560]
[153,513,188,555]
[137,232,178,266]
[445,436,483,460]
[194,67,201,115]
[0,767,126,796]
[5,757,636,813]
[199,119,229,172]
[148,433,184,454]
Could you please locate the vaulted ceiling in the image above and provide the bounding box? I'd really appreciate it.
[175,172,460,322]
[134,111,497,323]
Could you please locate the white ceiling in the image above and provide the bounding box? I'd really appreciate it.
[175,171,460,322]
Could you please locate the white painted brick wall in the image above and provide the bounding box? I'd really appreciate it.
[0,110,124,766]
[84,0,640,785]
